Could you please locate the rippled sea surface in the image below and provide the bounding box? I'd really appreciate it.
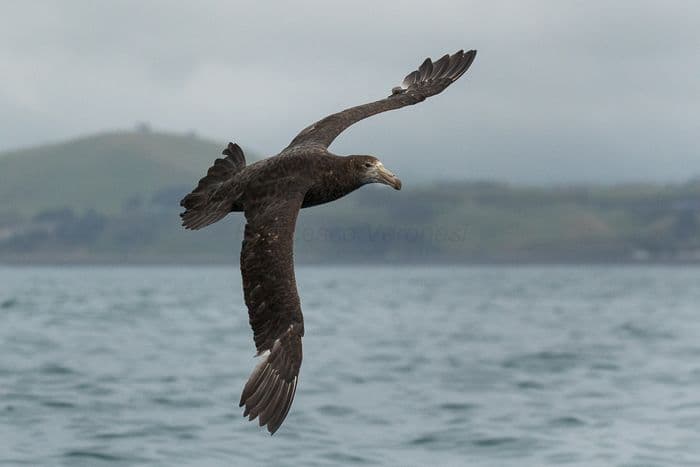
[1,266,700,466]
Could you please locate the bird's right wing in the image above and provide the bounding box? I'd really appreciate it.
[286,49,476,151]
[238,191,305,434]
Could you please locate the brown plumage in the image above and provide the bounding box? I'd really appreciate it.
[180,49,476,434]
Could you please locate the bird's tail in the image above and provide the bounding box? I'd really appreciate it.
[179,142,246,230]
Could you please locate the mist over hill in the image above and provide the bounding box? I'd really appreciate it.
[1,130,699,264]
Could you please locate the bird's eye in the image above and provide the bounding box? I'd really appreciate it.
[364,162,372,168]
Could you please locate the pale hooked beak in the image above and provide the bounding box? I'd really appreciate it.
[376,164,402,190]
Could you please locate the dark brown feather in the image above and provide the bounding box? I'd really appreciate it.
[418,57,433,81]
[238,191,306,434]
[431,53,451,76]
[179,142,246,230]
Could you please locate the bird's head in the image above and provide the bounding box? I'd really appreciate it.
[350,156,402,190]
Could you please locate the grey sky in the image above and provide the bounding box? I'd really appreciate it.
[1,1,698,183]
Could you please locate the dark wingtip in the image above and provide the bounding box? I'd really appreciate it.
[464,49,477,72]
[465,49,477,65]
[240,369,297,435]
[446,49,477,81]
[222,142,237,156]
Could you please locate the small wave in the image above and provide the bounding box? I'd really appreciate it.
[549,416,585,427]
[93,423,199,442]
[439,402,477,412]
[93,429,151,440]
[407,430,465,450]
[73,382,113,397]
[503,351,579,373]
[363,352,401,363]
[515,380,545,390]
[668,401,700,411]
[409,433,440,445]
[317,404,355,417]
[321,451,372,464]
[41,400,76,409]
[150,396,211,408]
[590,362,619,371]
[63,450,131,462]
[1,298,18,309]
[616,322,674,340]
[137,288,155,297]
[39,363,77,375]
[472,436,520,447]
[338,372,368,384]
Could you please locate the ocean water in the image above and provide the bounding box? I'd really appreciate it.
[1,265,699,467]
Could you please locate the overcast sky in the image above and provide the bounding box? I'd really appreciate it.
[1,1,698,184]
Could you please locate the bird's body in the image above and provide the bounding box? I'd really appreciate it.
[180,49,476,434]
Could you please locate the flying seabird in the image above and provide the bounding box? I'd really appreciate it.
[180,49,477,434]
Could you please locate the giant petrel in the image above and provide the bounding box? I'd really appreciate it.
[180,49,477,434]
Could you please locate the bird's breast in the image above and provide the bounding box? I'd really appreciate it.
[301,174,359,209]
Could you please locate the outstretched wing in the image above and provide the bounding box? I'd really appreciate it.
[238,191,305,434]
[287,49,476,150]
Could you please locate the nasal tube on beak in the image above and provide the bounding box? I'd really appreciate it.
[377,166,402,190]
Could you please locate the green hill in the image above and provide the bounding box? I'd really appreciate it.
[0,129,257,216]
[0,130,699,263]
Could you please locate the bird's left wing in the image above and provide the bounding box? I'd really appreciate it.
[238,190,306,434]
[286,49,476,151]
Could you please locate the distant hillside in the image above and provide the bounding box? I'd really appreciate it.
[0,129,259,216]
[0,130,699,264]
